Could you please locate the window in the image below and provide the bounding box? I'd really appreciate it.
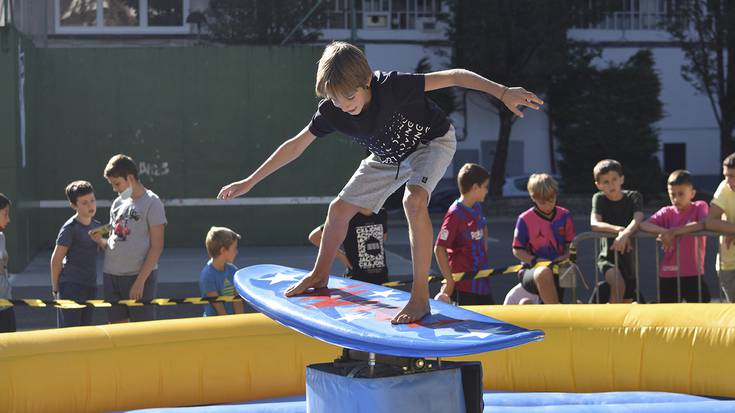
[56,0,190,34]
[320,0,438,30]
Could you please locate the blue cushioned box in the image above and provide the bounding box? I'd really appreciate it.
[306,363,466,413]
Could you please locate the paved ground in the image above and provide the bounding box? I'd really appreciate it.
[9,212,726,331]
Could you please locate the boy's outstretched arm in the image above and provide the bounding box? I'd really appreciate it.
[218,127,317,200]
[423,69,543,118]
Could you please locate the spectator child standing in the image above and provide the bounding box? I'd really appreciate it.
[50,181,104,327]
[308,208,389,285]
[590,159,644,303]
[640,170,709,303]
[93,154,167,323]
[200,226,244,316]
[434,163,494,305]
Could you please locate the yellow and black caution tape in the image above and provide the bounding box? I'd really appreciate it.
[382,259,567,288]
[0,295,243,310]
[2,260,571,308]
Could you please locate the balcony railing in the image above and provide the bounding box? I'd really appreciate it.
[571,0,688,31]
[318,0,440,31]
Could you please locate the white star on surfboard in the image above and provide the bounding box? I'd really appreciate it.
[456,330,492,339]
[370,290,400,299]
[261,273,303,285]
[337,312,369,322]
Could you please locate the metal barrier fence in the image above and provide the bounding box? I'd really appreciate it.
[571,230,726,304]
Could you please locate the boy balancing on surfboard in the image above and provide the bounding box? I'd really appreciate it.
[217,41,543,324]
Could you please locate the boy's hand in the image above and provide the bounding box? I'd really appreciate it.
[500,87,544,118]
[434,291,452,304]
[89,232,108,250]
[611,232,631,253]
[434,278,455,303]
[726,236,735,248]
[217,179,254,200]
[129,278,146,301]
[659,230,677,252]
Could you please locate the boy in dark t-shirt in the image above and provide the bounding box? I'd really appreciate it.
[218,41,543,323]
[590,159,644,303]
[309,208,389,285]
[50,181,103,327]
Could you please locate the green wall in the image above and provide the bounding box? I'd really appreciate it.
[1,33,363,271]
[0,28,41,272]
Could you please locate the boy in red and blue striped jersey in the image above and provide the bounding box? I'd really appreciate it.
[434,163,494,305]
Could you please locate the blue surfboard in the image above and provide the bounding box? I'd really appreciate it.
[234,264,544,358]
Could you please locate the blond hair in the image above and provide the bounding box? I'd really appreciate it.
[315,41,372,99]
[205,226,241,258]
[527,173,558,201]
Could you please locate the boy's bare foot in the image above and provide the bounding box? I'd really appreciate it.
[284,273,328,297]
[391,297,430,324]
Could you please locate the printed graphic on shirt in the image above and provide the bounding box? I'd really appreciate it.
[439,228,449,241]
[356,224,385,270]
[470,228,483,240]
[112,204,141,241]
[357,112,431,165]
[222,278,235,296]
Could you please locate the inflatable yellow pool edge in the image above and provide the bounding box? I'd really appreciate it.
[0,304,732,412]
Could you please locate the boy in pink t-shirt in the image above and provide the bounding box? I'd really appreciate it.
[640,170,710,303]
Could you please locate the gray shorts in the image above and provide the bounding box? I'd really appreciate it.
[104,271,158,323]
[339,125,457,212]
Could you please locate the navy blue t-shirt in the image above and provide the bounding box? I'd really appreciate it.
[308,71,450,165]
[56,216,102,286]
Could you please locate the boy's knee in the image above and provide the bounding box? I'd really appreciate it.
[402,186,428,216]
[533,267,553,283]
[605,267,622,279]
[328,198,355,218]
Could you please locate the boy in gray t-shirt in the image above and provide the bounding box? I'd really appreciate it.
[0,193,15,332]
[93,155,167,323]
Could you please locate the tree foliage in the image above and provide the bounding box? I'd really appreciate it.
[665,0,734,159]
[446,0,589,195]
[206,0,322,45]
[550,48,664,195]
